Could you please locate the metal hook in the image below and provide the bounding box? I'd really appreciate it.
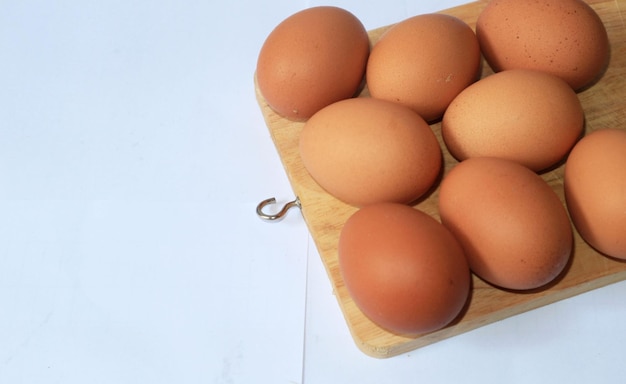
[256,196,301,222]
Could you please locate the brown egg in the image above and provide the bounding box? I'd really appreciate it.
[564,129,626,260]
[366,13,481,122]
[299,97,441,207]
[476,0,609,91]
[442,69,584,172]
[338,203,470,335]
[438,157,573,291]
[256,6,369,121]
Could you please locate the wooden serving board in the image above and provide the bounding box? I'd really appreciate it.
[255,0,626,358]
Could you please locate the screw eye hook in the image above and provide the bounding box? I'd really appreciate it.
[256,197,301,222]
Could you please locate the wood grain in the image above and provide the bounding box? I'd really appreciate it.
[254,0,626,358]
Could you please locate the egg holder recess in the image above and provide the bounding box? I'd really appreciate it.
[254,0,626,358]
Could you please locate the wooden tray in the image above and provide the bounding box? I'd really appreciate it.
[255,0,626,358]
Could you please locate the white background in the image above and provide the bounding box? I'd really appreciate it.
[1,0,625,383]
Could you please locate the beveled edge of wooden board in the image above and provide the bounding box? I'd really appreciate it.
[254,0,626,358]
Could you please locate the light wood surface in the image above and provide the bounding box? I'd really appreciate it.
[255,0,626,358]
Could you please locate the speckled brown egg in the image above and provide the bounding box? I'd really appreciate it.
[442,69,584,172]
[338,202,470,335]
[366,13,481,122]
[476,0,609,91]
[256,6,370,121]
[438,157,573,291]
[299,97,441,207]
[564,129,626,260]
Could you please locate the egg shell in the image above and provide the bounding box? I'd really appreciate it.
[366,13,481,122]
[256,6,370,121]
[441,69,584,172]
[338,203,471,335]
[438,157,573,291]
[476,0,610,91]
[564,129,626,260]
[299,97,442,207]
